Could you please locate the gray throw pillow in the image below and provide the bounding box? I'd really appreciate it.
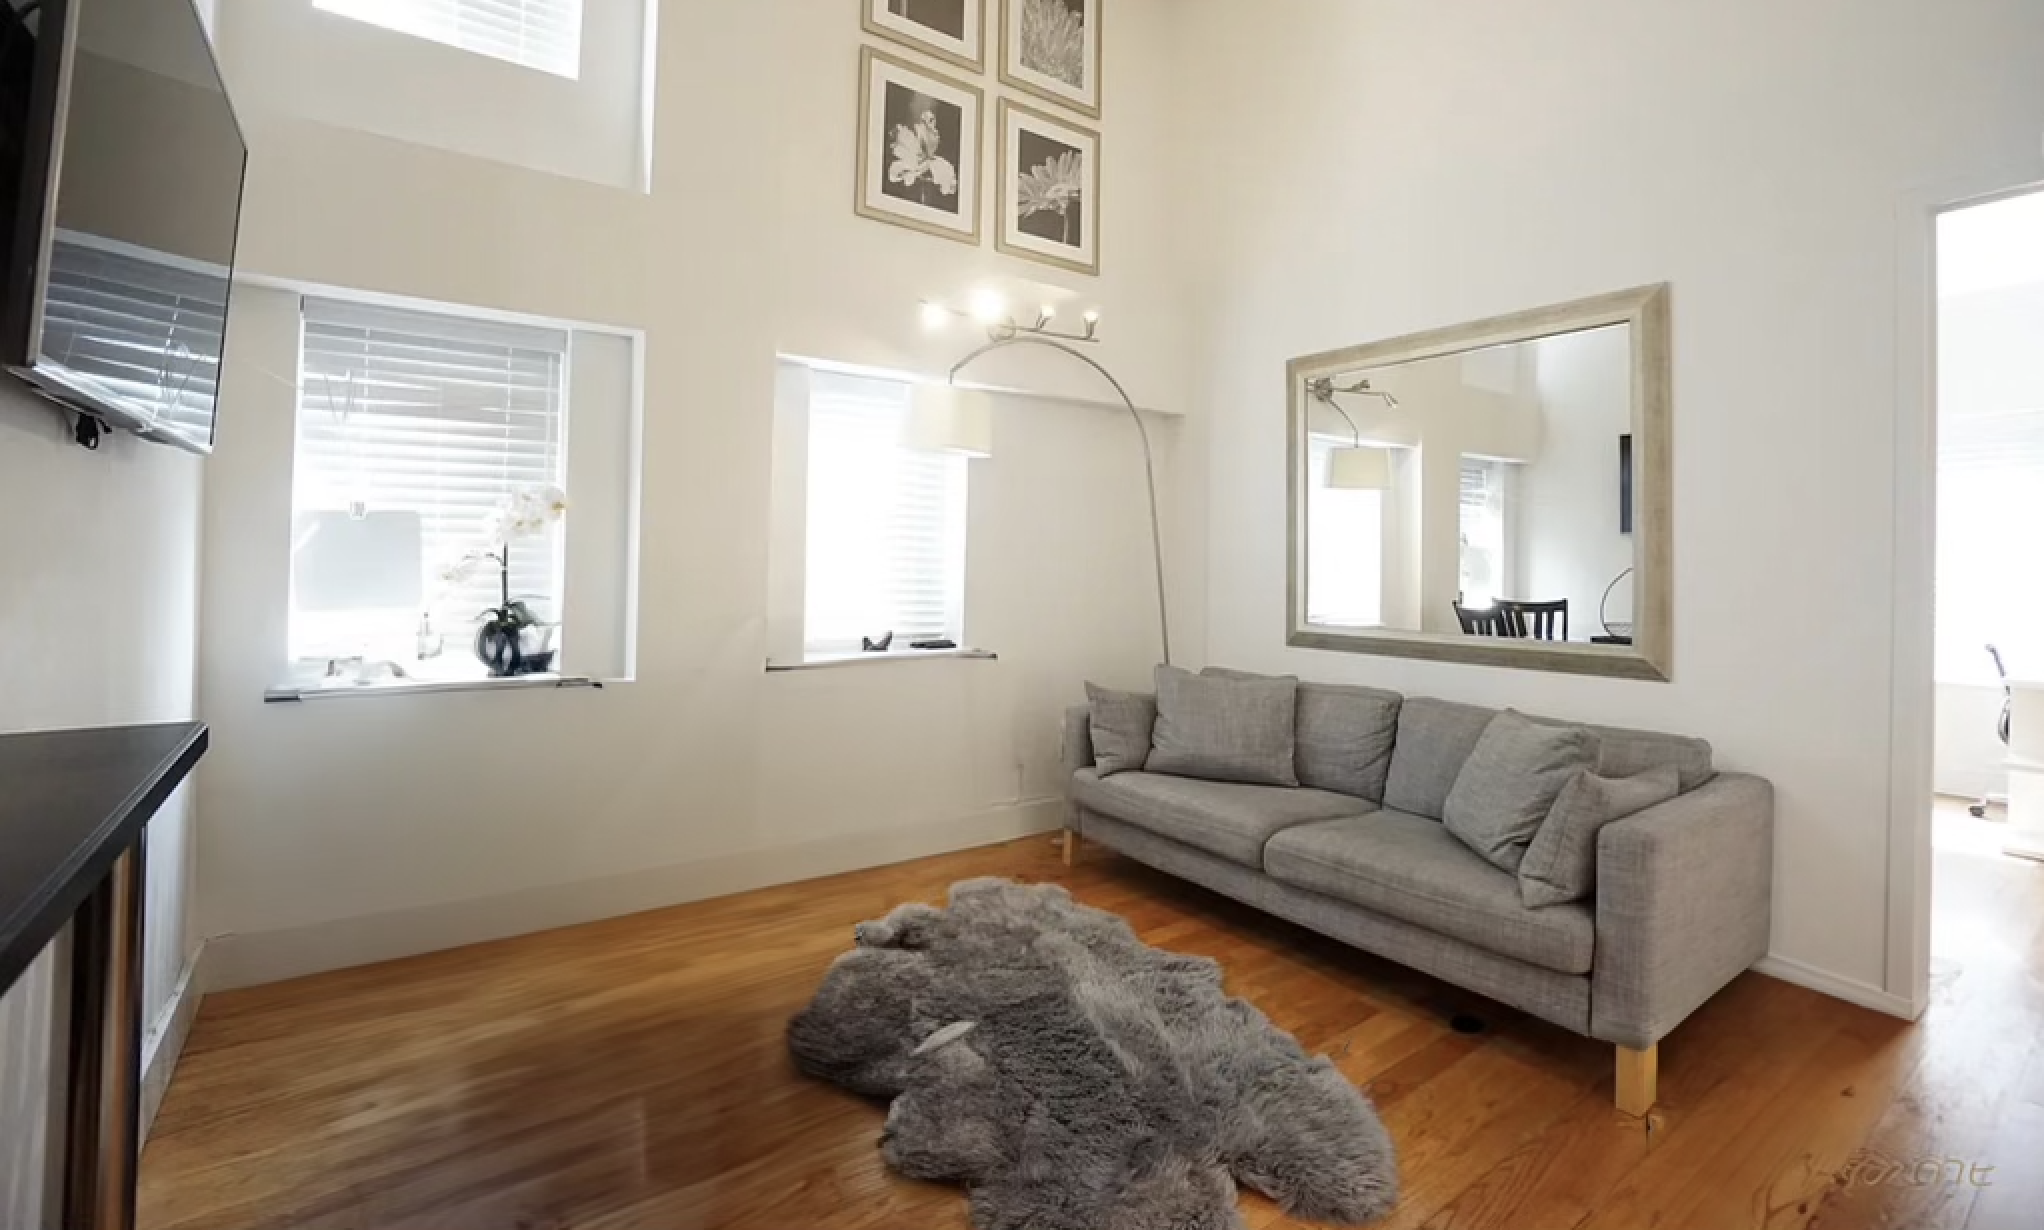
[1519,765,1682,907]
[1146,665,1299,787]
[1442,711,1599,874]
[1085,683,1156,778]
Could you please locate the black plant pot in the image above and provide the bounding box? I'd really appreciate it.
[476,621,524,678]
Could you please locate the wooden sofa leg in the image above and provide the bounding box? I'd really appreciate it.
[1062,830,1077,867]
[1615,1044,1659,1117]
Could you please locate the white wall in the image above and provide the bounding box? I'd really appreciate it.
[1515,327,1634,641]
[0,387,204,1227]
[195,0,1193,984]
[1173,0,2044,1000]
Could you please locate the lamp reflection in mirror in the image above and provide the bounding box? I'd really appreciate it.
[1310,375,1401,491]
[1326,446,1390,490]
[908,383,995,458]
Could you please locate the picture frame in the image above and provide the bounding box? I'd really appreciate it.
[999,0,1101,119]
[996,98,1100,276]
[855,46,985,248]
[861,0,984,74]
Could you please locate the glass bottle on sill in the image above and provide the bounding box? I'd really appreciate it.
[416,612,444,661]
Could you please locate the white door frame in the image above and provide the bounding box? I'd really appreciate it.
[1885,169,2044,1018]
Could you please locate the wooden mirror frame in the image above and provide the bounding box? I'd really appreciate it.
[1285,283,1673,682]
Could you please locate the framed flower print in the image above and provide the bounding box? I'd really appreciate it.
[862,0,985,73]
[997,98,1099,275]
[1000,0,1101,119]
[856,47,984,247]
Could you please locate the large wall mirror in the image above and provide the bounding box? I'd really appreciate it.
[1286,285,1672,681]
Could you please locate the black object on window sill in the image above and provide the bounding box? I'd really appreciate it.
[911,639,958,651]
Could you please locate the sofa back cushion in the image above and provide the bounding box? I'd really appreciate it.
[1385,697,1717,819]
[1442,711,1600,873]
[1147,666,1300,787]
[1577,724,1715,793]
[1205,669,1402,801]
[1085,683,1157,778]
[1383,698,1497,819]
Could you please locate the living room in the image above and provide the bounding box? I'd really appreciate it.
[1,1,2040,1227]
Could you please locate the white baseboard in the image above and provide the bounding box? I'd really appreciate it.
[206,800,1064,991]
[1754,953,1921,1021]
[139,944,208,1142]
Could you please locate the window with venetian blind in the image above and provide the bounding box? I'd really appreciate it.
[803,372,967,659]
[290,297,569,668]
[313,0,585,78]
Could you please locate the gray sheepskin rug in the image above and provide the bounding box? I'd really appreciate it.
[787,878,1398,1230]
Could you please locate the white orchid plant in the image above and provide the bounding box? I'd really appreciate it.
[439,485,568,672]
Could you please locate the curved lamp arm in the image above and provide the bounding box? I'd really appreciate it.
[947,336,1172,667]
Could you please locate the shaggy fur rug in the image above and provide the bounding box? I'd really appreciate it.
[787,878,1398,1230]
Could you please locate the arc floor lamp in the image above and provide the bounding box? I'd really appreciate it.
[917,305,1172,666]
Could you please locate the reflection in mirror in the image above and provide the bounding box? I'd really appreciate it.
[1288,285,1670,681]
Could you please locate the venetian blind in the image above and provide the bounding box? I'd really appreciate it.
[39,236,226,444]
[313,0,584,78]
[294,297,568,637]
[804,371,966,657]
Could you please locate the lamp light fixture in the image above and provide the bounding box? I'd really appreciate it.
[1309,376,1401,491]
[925,306,1169,663]
[917,297,1104,345]
[908,383,994,459]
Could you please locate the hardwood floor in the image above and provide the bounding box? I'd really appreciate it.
[139,806,2044,1230]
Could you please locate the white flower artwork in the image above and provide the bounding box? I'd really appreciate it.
[863,0,983,72]
[1002,0,1101,119]
[856,47,983,246]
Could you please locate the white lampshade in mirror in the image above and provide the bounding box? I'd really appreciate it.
[1325,446,1390,490]
[908,383,994,458]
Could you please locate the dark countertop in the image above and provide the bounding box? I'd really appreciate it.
[0,722,208,996]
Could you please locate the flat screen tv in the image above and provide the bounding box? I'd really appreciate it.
[1,0,245,454]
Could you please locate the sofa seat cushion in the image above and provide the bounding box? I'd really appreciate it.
[1264,810,1595,974]
[1070,769,1374,868]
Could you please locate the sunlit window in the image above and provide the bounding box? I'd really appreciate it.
[314,0,584,79]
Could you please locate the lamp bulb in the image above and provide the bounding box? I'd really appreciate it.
[970,289,1009,326]
[919,302,951,331]
[1082,309,1102,325]
[1039,304,1058,321]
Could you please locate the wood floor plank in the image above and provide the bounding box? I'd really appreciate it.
[138,804,2044,1230]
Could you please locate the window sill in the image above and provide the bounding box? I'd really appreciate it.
[766,649,998,673]
[265,673,604,703]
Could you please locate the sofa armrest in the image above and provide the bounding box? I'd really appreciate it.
[1061,704,1096,834]
[1062,704,1096,777]
[1589,772,1774,1051]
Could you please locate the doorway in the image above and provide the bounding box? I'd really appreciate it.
[1926,188,2044,1006]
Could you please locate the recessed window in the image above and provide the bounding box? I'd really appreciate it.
[313,0,585,79]
[290,297,576,681]
[802,372,968,659]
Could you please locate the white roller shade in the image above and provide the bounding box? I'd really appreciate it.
[804,371,967,657]
[313,0,584,78]
[293,297,568,652]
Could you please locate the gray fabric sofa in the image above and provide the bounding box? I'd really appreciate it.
[1060,680,1774,1117]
